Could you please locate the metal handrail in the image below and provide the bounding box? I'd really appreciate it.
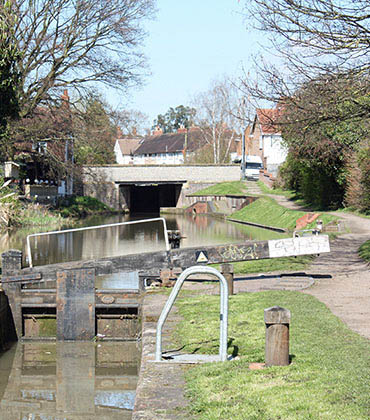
[26,217,170,268]
[155,265,229,362]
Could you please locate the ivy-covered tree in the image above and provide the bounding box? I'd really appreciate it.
[0,0,21,160]
[279,74,370,208]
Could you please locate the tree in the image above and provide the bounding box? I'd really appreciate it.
[240,1,370,117]
[0,0,21,159]
[112,109,149,136]
[192,79,244,164]
[277,74,369,208]
[2,0,155,117]
[243,1,369,74]
[73,93,116,165]
[240,0,370,209]
[153,105,196,133]
[0,1,20,123]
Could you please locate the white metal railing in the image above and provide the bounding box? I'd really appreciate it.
[155,265,229,362]
[26,217,170,268]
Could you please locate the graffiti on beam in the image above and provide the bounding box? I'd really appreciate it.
[220,244,259,261]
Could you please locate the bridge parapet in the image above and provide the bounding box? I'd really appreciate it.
[83,164,241,183]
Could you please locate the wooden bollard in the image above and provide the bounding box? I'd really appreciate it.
[221,263,234,295]
[264,306,290,366]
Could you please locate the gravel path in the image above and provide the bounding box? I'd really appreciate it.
[248,181,370,339]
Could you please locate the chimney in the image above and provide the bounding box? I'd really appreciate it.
[61,89,69,101]
[152,126,163,136]
[177,124,187,133]
[61,89,70,110]
[116,126,123,139]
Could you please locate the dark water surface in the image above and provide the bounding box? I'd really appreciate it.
[0,341,139,419]
[0,214,284,419]
[0,213,284,268]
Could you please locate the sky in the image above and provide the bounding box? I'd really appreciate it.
[108,0,264,126]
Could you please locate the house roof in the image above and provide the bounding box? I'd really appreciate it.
[116,138,142,155]
[256,108,282,135]
[134,129,203,155]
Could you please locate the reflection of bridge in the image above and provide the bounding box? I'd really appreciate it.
[82,164,241,211]
[0,342,138,419]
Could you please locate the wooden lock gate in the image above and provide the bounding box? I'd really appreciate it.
[1,234,330,341]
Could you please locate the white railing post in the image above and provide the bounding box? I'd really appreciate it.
[26,217,170,268]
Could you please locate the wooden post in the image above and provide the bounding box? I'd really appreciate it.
[56,268,95,340]
[1,250,23,339]
[1,249,22,276]
[221,263,234,296]
[264,306,290,366]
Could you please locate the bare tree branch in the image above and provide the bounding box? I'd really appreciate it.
[3,0,155,116]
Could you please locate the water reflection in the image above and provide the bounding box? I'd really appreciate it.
[1,213,285,268]
[0,341,139,419]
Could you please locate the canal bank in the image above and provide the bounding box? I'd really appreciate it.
[133,292,188,420]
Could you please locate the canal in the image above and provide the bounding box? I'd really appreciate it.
[0,213,284,268]
[0,212,284,419]
[0,341,140,419]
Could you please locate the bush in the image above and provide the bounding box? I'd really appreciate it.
[56,195,115,218]
[279,154,346,209]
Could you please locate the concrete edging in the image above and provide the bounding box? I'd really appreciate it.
[133,292,188,419]
[227,218,287,233]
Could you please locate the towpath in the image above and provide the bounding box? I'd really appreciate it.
[245,180,370,339]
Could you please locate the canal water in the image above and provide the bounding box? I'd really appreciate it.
[0,213,284,268]
[0,212,284,419]
[0,341,140,419]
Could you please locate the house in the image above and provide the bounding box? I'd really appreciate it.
[236,105,287,176]
[132,126,204,165]
[114,130,142,164]
[11,90,74,199]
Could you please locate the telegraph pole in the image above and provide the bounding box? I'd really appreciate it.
[241,127,246,180]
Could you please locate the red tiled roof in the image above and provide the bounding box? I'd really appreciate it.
[256,108,282,135]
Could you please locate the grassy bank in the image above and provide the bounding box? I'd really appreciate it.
[231,196,336,231]
[192,181,248,196]
[20,204,67,227]
[174,291,370,420]
[359,240,370,263]
[55,196,117,218]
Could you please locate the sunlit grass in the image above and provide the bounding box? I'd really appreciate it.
[231,196,337,231]
[174,291,370,420]
[192,181,248,196]
[359,240,370,262]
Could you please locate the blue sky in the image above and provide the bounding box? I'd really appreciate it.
[108,0,264,125]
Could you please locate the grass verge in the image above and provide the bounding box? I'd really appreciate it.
[174,291,370,420]
[359,240,370,263]
[333,207,370,219]
[257,180,295,198]
[229,254,314,274]
[192,181,248,196]
[231,196,337,231]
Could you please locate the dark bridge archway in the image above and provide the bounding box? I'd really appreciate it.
[119,182,184,213]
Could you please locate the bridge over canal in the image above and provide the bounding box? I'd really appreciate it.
[82,164,241,212]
